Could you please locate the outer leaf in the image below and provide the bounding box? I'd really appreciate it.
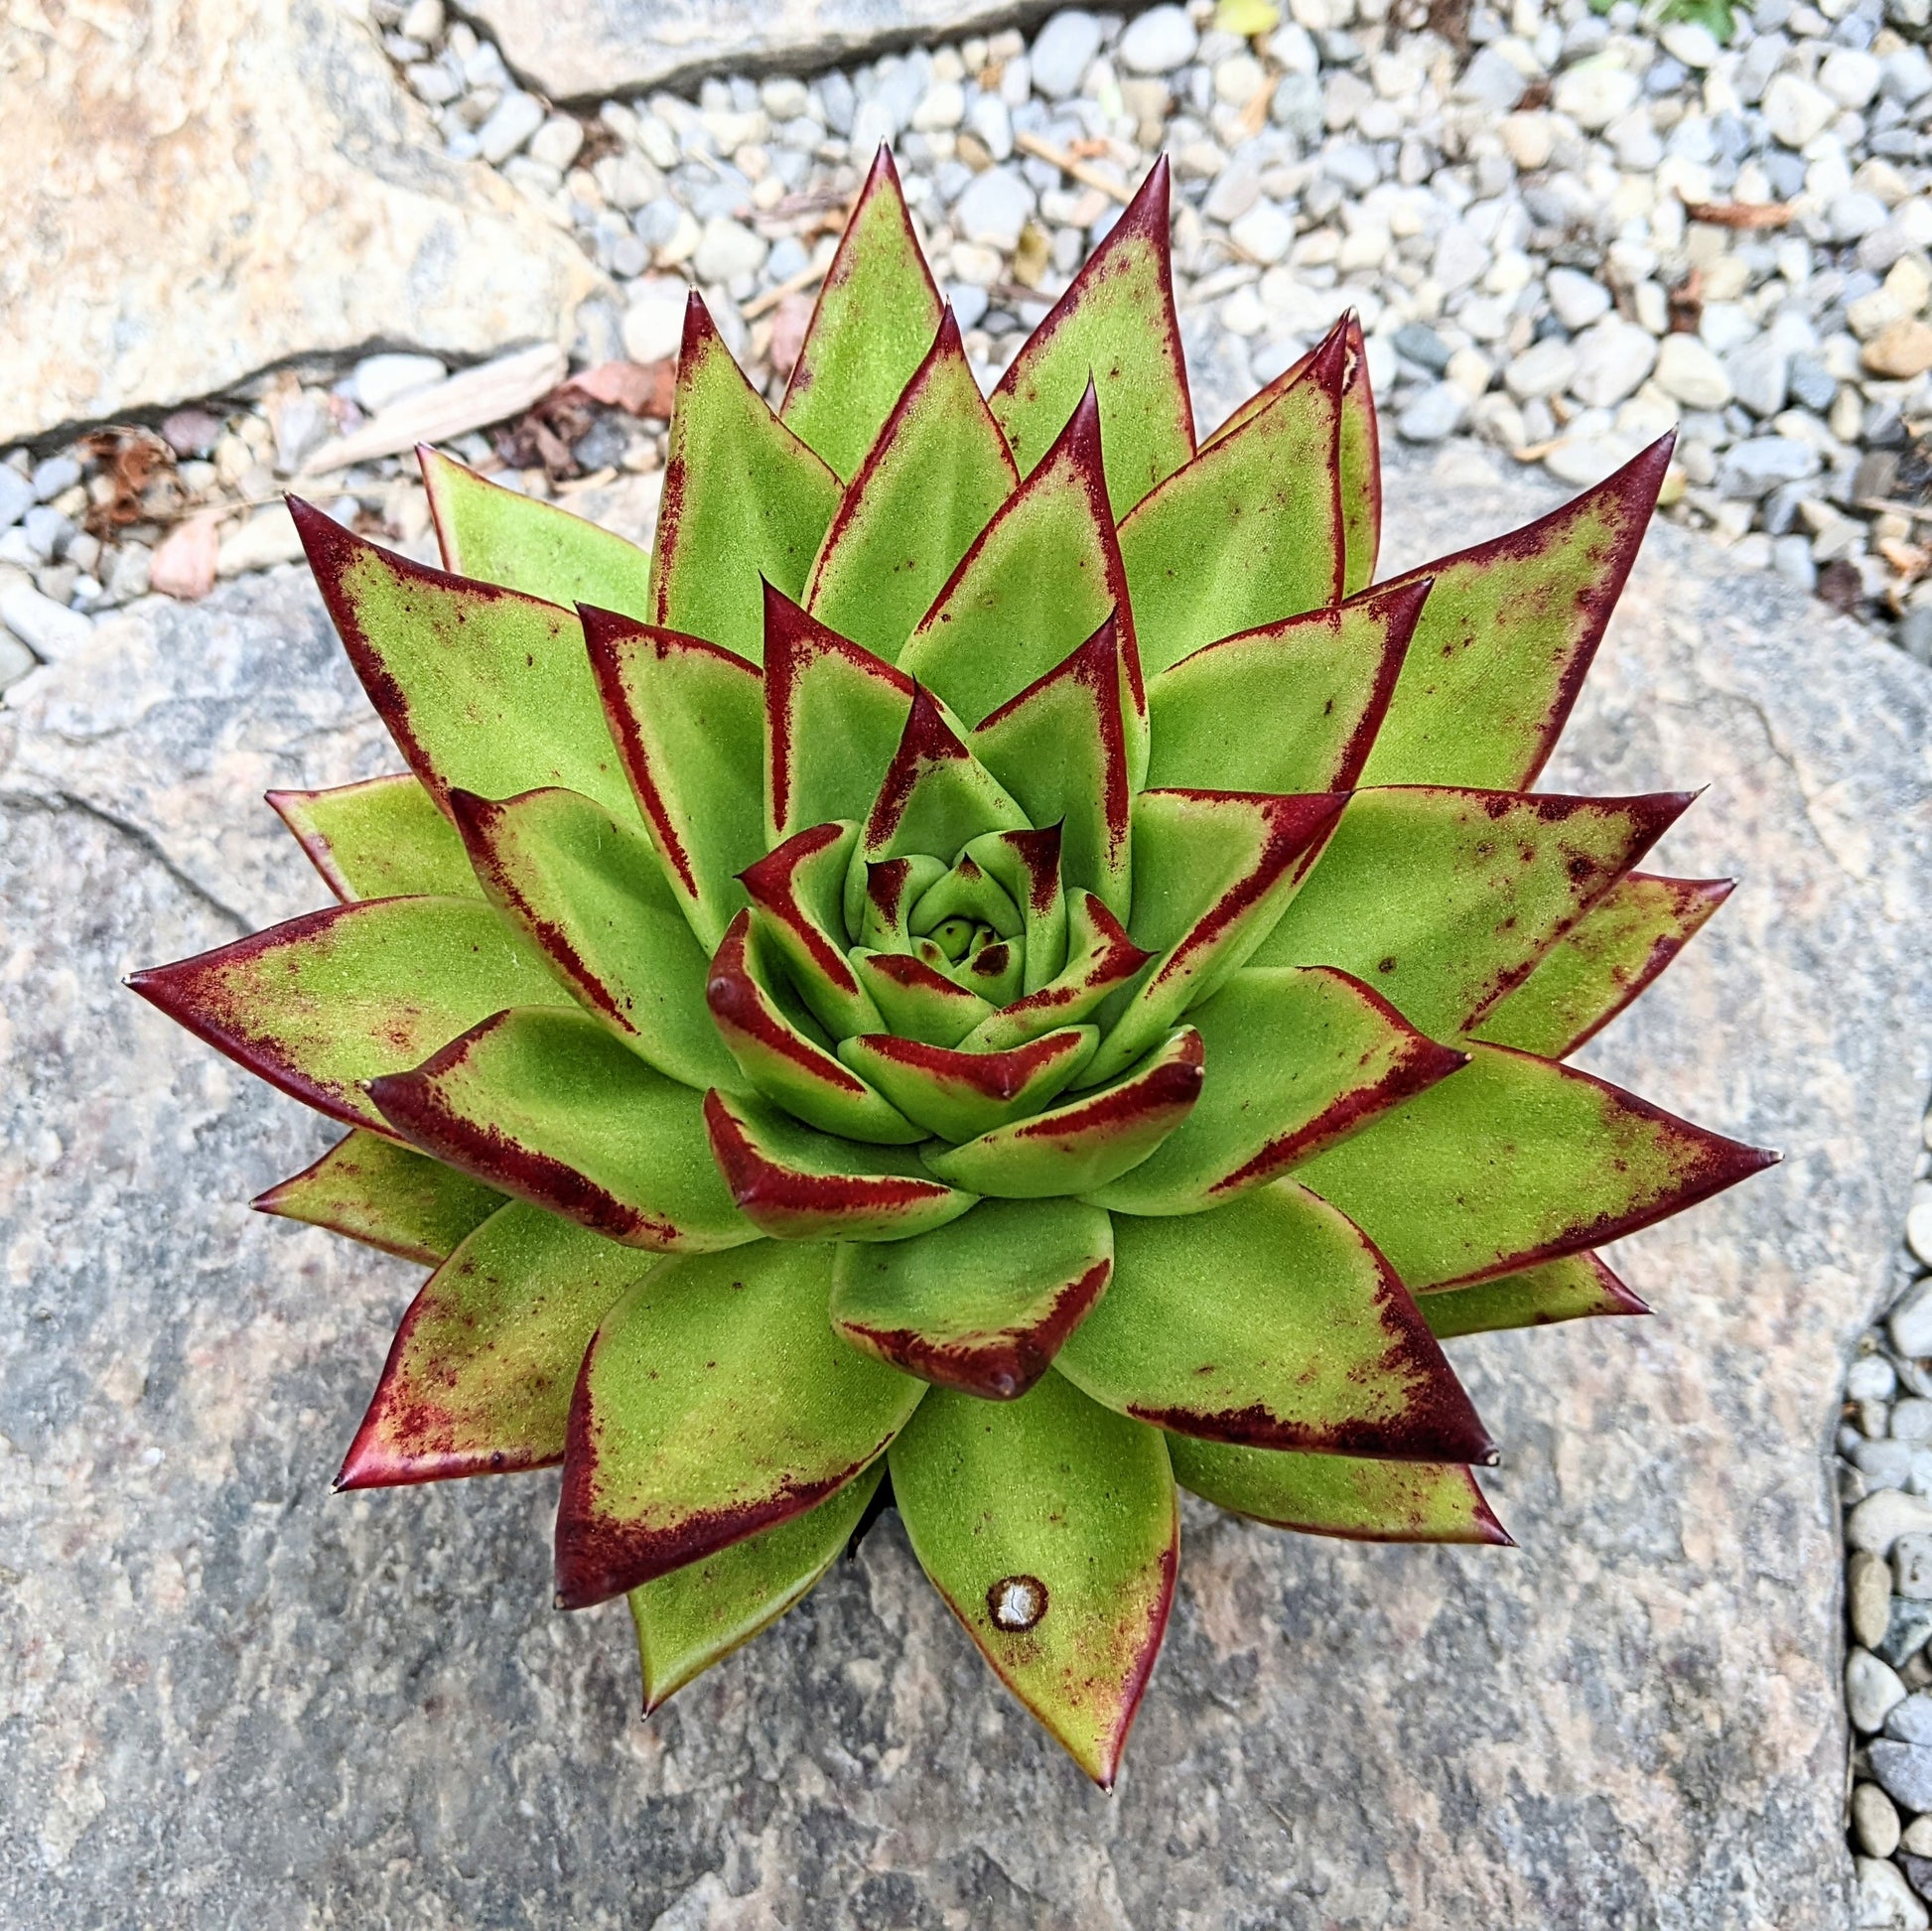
[762,587,917,843]
[1087,967,1466,1214]
[1084,789,1346,1085]
[650,296,842,663]
[1251,786,1690,1039]
[972,615,1134,920]
[267,773,479,903]
[922,1029,1204,1198]
[780,146,946,483]
[337,1201,646,1487]
[890,1370,1177,1787]
[708,911,926,1144]
[554,1239,924,1605]
[898,385,1145,775]
[741,822,883,1039]
[990,157,1193,520]
[127,896,567,1136]
[628,1464,885,1712]
[367,1006,757,1251]
[1421,1251,1648,1339]
[1358,436,1673,790]
[1206,312,1380,595]
[1474,873,1734,1058]
[1169,1437,1507,1544]
[1117,327,1345,679]
[962,891,1151,1051]
[582,608,764,951]
[421,445,652,617]
[831,1198,1115,1398]
[290,503,636,825]
[1056,1179,1494,1461]
[449,785,737,1090]
[1295,1040,1777,1289]
[838,1026,1099,1142]
[1143,579,1425,795]
[806,309,1019,659]
[253,1129,502,1265]
[702,1089,978,1242]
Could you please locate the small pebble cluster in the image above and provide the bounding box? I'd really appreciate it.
[1842,1138,1932,1929]
[3,0,1930,700]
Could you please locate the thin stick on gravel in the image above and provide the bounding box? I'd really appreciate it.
[1014,132,1132,204]
[743,259,827,321]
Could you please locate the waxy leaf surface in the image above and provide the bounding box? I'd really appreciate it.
[858,687,1028,885]
[832,1198,1115,1398]
[1421,1250,1648,1339]
[650,298,842,664]
[368,1006,755,1251]
[840,1026,1098,1143]
[338,1201,647,1487]
[1057,1180,1494,1461]
[1168,1436,1507,1544]
[990,158,1193,519]
[254,1129,502,1266]
[555,1239,924,1604]
[628,1465,884,1711]
[450,785,736,1090]
[268,772,478,903]
[128,896,566,1136]
[1087,966,1466,1214]
[742,822,883,1040]
[780,147,945,483]
[1296,1040,1775,1289]
[964,893,1150,1051]
[890,1370,1176,1786]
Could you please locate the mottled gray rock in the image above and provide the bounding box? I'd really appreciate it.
[1874,1740,1932,1813]
[6,444,1928,1925]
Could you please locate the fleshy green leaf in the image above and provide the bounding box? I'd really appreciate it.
[832,1198,1115,1398]
[779,146,946,483]
[967,826,1067,995]
[554,1238,924,1605]
[838,1026,1099,1143]
[337,1201,647,1486]
[367,1005,757,1251]
[1056,1180,1494,1461]
[850,946,995,1047]
[990,157,1193,520]
[708,911,926,1145]
[1206,312,1380,596]
[1357,436,1673,789]
[627,1464,885,1712]
[1421,1250,1648,1339]
[963,891,1151,1051]
[1295,1040,1776,1290]
[420,446,652,617]
[972,615,1134,920]
[1251,786,1690,1039]
[253,1128,503,1265]
[582,608,764,952]
[290,504,636,825]
[1084,789,1346,1086]
[702,1088,978,1242]
[127,896,567,1136]
[1143,579,1425,795]
[1169,1437,1508,1544]
[922,1029,1203,1198]
[806,309,1019,659]
[449,785,737,1090]
[890,1369,1176,1786]
[650,296,842,663]
[1087,966,1466,1214]
[1474,873,1733,1058]
[1117,326,1345,679]
[267,773,479,903]
[898,385,1144,765]
[741,822,884,1040]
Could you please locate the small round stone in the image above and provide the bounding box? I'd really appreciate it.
[1855,1781,1902,1858]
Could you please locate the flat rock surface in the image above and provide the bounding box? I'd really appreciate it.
[1,446,1922,1925]
[469,0,1058,100]
[3,0,601,443]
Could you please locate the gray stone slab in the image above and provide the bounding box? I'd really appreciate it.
[2,443,1920,1925]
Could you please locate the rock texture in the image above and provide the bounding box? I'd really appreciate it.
[467,0,1059,100]
[2,0,602,444]
[1,448,1922,1924]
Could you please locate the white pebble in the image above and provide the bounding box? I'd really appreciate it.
[0,582,92,661]
[621,277,690,365]
[1852,1488,1932,1557]
[1855,1856,1930,1931]
[1117,5,1198,76]
[1851,1647,1910,1733]
[1653,335,1733,409]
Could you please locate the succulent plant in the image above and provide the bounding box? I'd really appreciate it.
[131,150,1773,1787]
